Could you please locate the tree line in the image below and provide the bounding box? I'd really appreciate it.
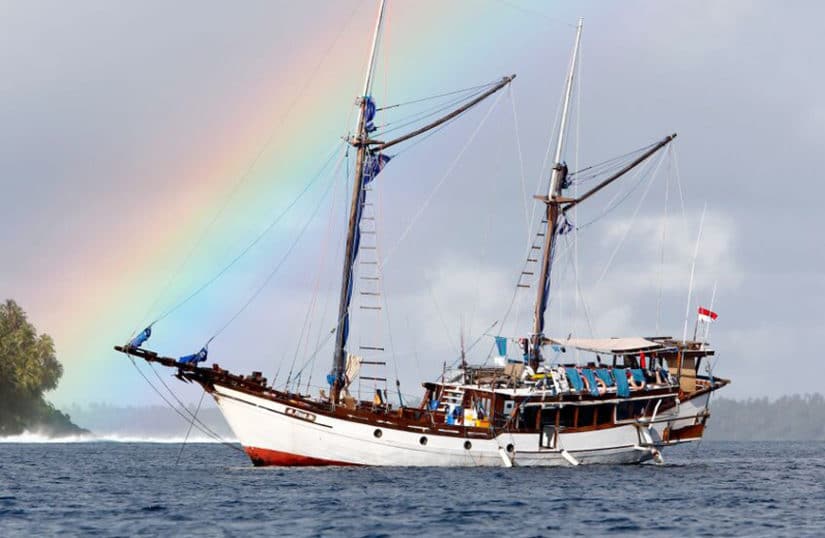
[705,394,825,441]
[0,299,83,436]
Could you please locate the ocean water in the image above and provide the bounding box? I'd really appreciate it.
[0,441,823,537]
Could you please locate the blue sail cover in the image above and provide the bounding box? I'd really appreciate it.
[129,326,152,348]
[364,97,377,133]
[495,336,507,356]
[339,149,392,350]
[178,346,208,365]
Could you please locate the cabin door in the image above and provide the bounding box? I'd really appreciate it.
[540,426,558,449]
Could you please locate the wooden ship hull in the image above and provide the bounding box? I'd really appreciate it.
[118,346,728,467]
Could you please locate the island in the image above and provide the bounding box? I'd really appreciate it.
[0,299,86,437]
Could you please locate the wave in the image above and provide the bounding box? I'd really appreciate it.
[0,431,238,444]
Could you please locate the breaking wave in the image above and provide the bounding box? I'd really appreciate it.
[0,431,237,444]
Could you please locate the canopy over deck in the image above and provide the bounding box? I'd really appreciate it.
[543,336,668,355]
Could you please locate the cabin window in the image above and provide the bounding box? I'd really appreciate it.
[464,441,472,450]
[477,397,492,418]
[419,436,428,446]
[503,400,515,415]
[577,406,595,428]
[519,407,539,430]
[616,400,648,422]
[540,409,558,427]
[596,404,614,425]
[559,406,575,428]
[374,428,383,438]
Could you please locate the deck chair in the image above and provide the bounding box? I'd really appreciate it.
[630,368,646,385]
[615,369,631,398]
[595,368,614,387]
[564,367,585,392]
[580,369,601,397]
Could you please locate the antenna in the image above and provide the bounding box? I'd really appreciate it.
[682,202,707,343]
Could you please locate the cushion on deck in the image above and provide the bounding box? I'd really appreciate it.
[615,369,631,398]
[580,369,601,397]
[595,368,614,387]
[564,367,585,392]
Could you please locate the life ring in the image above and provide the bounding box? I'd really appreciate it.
[595,376,607,396]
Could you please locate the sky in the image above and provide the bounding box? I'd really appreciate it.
[2,0,823,407]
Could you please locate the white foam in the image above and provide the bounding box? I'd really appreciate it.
[0,431,238,444]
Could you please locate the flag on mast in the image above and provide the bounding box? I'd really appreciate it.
[697,306,718,323]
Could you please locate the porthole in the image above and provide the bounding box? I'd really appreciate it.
[374,428,382,438]
[506,443,515,453]
[464,440,472,450]
[420,436,428,446]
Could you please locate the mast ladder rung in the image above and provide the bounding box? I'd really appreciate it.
[360,376,387,382]
[359,346,385,351]
[527,258,538,262]
[361,230,376,235]
[360,291,381,296]
[360,246,377,250]
[531,245,541,250]
[361,360,387,365]
[360,306,382,310]
[360,276,380,280]
[517,284,530,288]
[536,233,545,237]
[360,261,378,265]
[521,271,534,276]
[362,217,375,221]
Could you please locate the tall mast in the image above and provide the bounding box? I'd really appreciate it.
[331,0,387,403]
[530,18,583,370]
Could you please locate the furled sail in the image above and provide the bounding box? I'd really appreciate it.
[340,149,392,349]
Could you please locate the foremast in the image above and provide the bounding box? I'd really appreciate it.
[530,18,583,370]
[331,0,387,403]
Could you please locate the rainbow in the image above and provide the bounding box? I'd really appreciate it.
[46,1,585,405]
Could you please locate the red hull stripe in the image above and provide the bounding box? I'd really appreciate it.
[244,446,359,467]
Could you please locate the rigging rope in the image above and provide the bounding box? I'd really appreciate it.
[567,141,659,185]
[286,152,345,389]
[207,150,345,343]
[508,86,531,246]
[655,148,672,334]
[380,88,507,268]
[175,389,205,465]
[132,6,360,336]
[574,148,663,231]
[127,355,244,453]
[374,85,494,138]
[592,150,668,288]
[145,143,344,329]
[376,81,499,112]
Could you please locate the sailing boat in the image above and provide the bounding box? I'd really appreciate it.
[118,4,728,466]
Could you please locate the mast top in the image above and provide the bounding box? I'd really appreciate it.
[361,0,387,98]
[547,17,583,198]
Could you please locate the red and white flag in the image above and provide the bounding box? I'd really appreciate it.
[697,306,718,323]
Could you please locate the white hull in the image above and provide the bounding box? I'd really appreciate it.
[213,384,659,467]
[646,391,711,445]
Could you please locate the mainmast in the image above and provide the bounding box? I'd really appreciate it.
[331,0,387,403]
[530,18,583,370]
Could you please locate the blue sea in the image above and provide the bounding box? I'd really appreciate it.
[0,441,823,537]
